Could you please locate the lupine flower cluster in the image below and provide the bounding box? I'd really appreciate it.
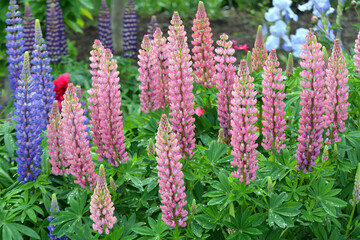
[354,31,360,77]
[88,40,104,160]
[295,30,326,173]
[350,163,360,206]
[32,19,54,130]
[48,194,68,240]
[6,0,25,92]
[252,25,267,71]
[285,52,294,76]
[90,165,117,235]
[324,39,349,145]
[23,3,35,54]
[191,1,216,88]
[98,0,114,52]
[138,35,155,113]
[150,27,169,108]
[147,15,159,40]
[47,101,68,175]
[167,11,196,160]
[230,60,258,184]
[46,0,67,62]
[75,85,91,145]
[123,0,138,59]
[61,84,97,189]
[155,114,188,228]
[261,49,286,153]
[214,33,236,143]
[110,176,117,191]
[88,40,128,166]
[14,52,43,183]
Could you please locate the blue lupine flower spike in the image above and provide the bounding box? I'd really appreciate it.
[23,3,35,54]
[32,19,55,131]
[98,0,114,52]
[14,51,43,183]
[123,0,138,59]
[6,0,25,92]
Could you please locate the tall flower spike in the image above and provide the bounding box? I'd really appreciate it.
[48,194,68,240]
[285,53,293,77]
[97,49,128,165]
[23,3,35,54]
[246,50,253,74]
[147,15,159,40]
[191,1,216,87]
[324,39,349,145]
[354,31,360,77]
[230,60,258,184]
[98,0,114,52]
[90,165,117,235]
[156,114,188,228]
[261,49,286,153]
[138,34,154,113]
[47,101,69,175]
[61,84,97,189]
[215,33,236,143]
[252,25,268,71]
[167,11,196,159]
[14,52,43,183]
[5,0,25,91]
[88,40,105,161]
[32,19,54,131]
[351,163,360,206]
[123,0,138,59]
[150,27,169,109]
[295,30,326,173]
[46,0,67,62]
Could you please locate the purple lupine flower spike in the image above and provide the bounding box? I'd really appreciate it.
[147,15,159,40]
[31,19,54,131]
[230,60,258,184]
[215,33,236,144]
[295,30,326,173]
[261,49,286,153]
[167,11,196,160]
[14,52,43,183]
[98,0,114,52]
[123,0,138,59]
[90,165,117,234]
[156,114,188,228]
[324,39,349,145]
[48,194,68,240]
[5,0,25,92]
[23,3,35,54]
[46,0,67,62]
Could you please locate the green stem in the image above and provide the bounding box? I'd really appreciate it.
[346,201,357,236]
[308,161,327,187]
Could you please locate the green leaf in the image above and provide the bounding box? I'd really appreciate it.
[195,214,215,230]
[132,226,154,236]
[2,225,13,240]
[191,220,203,237]
[10,223,40,239]
[4,133,15,158]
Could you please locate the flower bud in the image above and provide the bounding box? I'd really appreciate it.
[110,176,117,191]
[310,16,318,25]
[351,0,356,7]
[333,144,338,156]
[191,199,196,213]
[322,145,329,162]
[148,138,155,155]
[267,176,273,191]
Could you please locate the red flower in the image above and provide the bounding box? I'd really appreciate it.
[234,44,250,52]
[195,106,204,117]
[53,73,70,110]
[231,40,238,45]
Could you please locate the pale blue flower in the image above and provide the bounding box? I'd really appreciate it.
[314,19,335,41]
[265,0,298,22]
[298,0,334,17]
[290,28,308,57]
[270,20,287,37]
[266,35,281,50]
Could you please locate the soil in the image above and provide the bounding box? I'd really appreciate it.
[70,7,360,62]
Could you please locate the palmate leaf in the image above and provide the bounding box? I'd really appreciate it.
[51,189,89,236]
[308,178,347,217]
[132,215,169,239]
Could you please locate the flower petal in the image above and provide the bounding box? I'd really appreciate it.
[269,20,287,37]
[265,35,280,50]
[298,1,313,12]
[265,7,281,22]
